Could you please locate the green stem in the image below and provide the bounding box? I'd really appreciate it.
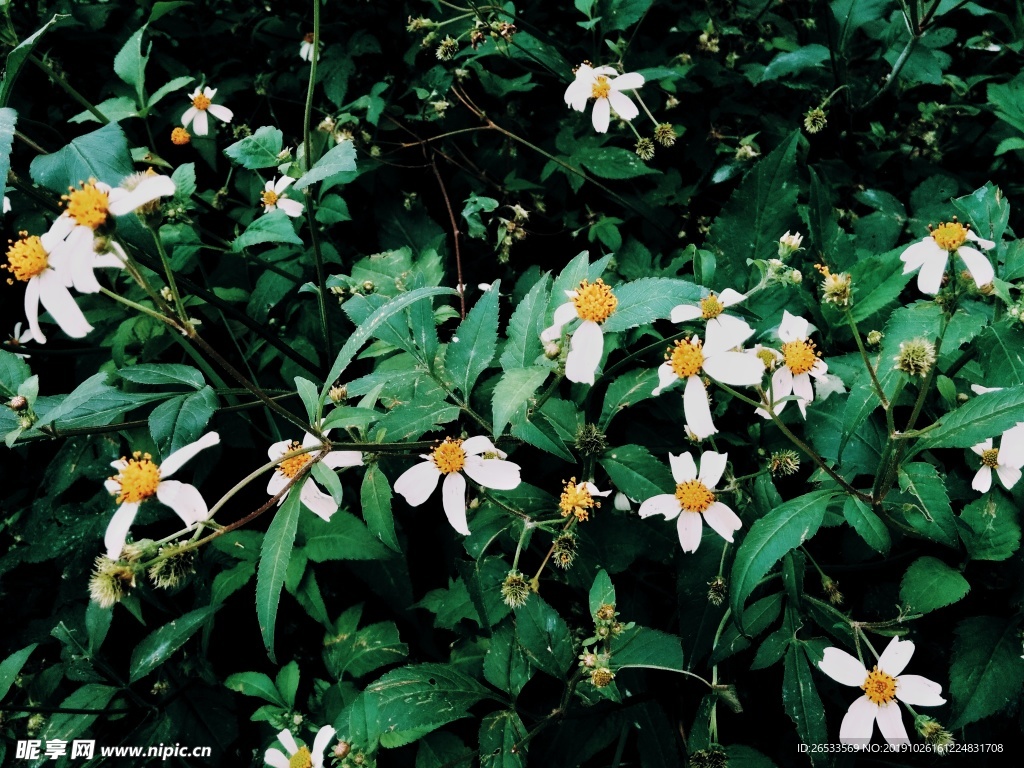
[149,224,188,323]
[846,309,889,411]
[29,55,109,124]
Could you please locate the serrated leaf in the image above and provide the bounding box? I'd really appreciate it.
[601,278,700,333]
[760,44,831,82]
[256,491,302,661]
[30,121,133,192]
[515,595,573,678]
[491,367,549,437]
[113,28,149,102]
[223,126,285,169]
[148,386,217,456]
[976,322,1024,386]
[0,644,37,702]
[224,671,288,707]
[711,593,784,665]
[913,385,1024,452]
[0,14,72,108]
[588,569,616,617]
[305,509,394,562]
[479,710,527,768]
[500,274,550,370]
[147,74,194,111]
[573,146,660,179]
[842,496,891,555]
[950,615,1024,728]
[129,606,215,682]
[36,372,165,431]
[893,463,957,547]
[447,280,500,398]
[232,209,303,250]
[899,556,970,614]
[360,465,400,553]
[294,376,320,423]
[610,625,685,671]
[39,684,117,745]
[951,182,1010,243]
[483,621,533,697]
[0,108,16,202]
[958,495,1021,561]
[782,645,828,757]
[0,348,31,399]
[367,663,490,738]
[119,363,205,389]
[599,367,660,429]
[599,444,674,501]
[325,619,408,680]
[293,140,357,190]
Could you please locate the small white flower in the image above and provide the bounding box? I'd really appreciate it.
[757,310,828,419]
[261,177,305,218]
[970,422,1024,493]
[299,33,320,62]
[669,288,754,344]
[5,322,33,358]
[778,230,803,257]
[541,278,618,385]
[899,220,995,295]
[104,432,220,560]
[181,86,234,136]
[265,725,335,768]
[393,436,521,535]
[267,431,363,521]
[818,636,945,748]
[638,451,742,553]
[564,63,644,134]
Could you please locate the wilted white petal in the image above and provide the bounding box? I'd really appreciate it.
[323,450,363,469]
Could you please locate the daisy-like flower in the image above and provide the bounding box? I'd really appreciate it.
[4,322,33,358]
[652,325,765,439]
[4,229,92,344]
[265,725,336,768]
[638,451,742,553]
[541,278,618,385]
[393,436,521,535]
[261,177,304,218]
[670,289,754,343]
[899,219,995,295]
[299,32,319,62]
[757,310,828,419]
[181,86,234,136]
[49,174,176,295]
[103,432,220,561]
[970,422,1024,492]
[559,478,611,522]
[564,63,645,134]
[818,636,945,747]
[267,431,363,521]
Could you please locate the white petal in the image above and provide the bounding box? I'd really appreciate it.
[638,494,681,520]
[676,512,703,553]
[839,696,878,747]
[590,65,617,76]
[267,471,289,496]
[463,455,521,490]
[393,460,441,506]
[819,647,868,686]
[972,384,1002,395]
[778,310,809,342]
[1000,423,1024,468]
[264,749,290,768]
[877,636,915,677]
[701,501,742,542]
[66,227,102,294]
[670,304,702,323]
[24,275,45,344]
[669,452,697,483]
[591,97,611,133]
[193,110,209,136]
[698,451,728,489]
[703,350,764,386]
[277,730,299,757]
[966,231,995,249]
[895,674,945,707]
[161,432,220,478]
[610,72,644,90]
[38,271,92,339]
[462,435,500,456]
[957,246,994,287]
[268,440,292,461]
[564,78,591,112]
[104,478,121,495]
[300,479,338,521]
[323,450,363,469]
[718,288,746,307]
[970,438,993,456]
[274,177,295,194]
[606,90,639,121]
[708,314,754,349]
[996,464,1021,490]
[772,365,794,398]
[207,104,233,124]
[972,465,993,493]
[157,480,209,525]
[104,502,140,560]
[541,302,577,341]
[683,375,716,439]
[565,320,603,384]
[442,472,469,535]
[311,725,336,767]
[181,106,198,128]
[916,255,948,295]
[277,198,304,218]
[899,239,936,272]
[583,482,611,497]
[652,362,679,396]
[792,372,814,404]
[108,175,176,217]
[874,701,909,746]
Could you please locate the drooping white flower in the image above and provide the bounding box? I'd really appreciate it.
[261,176,305,218]
[652,324,764,439]
[757,310,828,419]
[181,86,234,136]
[669,289,754,344]
[267,431,363,521]
[564,63,644,133]
[638,451,742,553]
[3,229,92,344]
[818,636,945,748]
[299,33,319,62]
[4,322,34,358]
[970,422,1024,493]
[103,432,220,560]
[265,725,335,768]
[541,278,618,385]
[899,220,995,295]
[393,436,521,535]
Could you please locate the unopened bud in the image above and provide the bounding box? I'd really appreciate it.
[500,570,530,608]
[894,338,936,378]
[866,330,883,346]
[329,385,348,403]
[543,340,561,359]
[8,395,28,411]
[778,230,803,259]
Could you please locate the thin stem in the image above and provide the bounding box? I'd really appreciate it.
[29,55,109,124]
[846,309,889,410]
[431,156,466,319]
[98,287,178,328]
[861,34,919,109]
[149,225,188,323]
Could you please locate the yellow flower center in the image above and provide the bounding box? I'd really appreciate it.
[668,338,704,379]
[861,667,897,705]
[981,448,1000,468]
[262,190,279,207]
[5,234,49,282]
[63,181,110,230]
[781,339,818,375]
[572,279,617,323]
[192,93,212,110]
[278,440,313,478]
[432,437,466,474]
[756,348,778,370]
[674,479,715,513]
[171,127,191,145]
[560,478,597,521]
[111,452,161,504]
[700,293,724,319]
[930,221,968,251]
[591,75,612,100]
[289,747,312,768]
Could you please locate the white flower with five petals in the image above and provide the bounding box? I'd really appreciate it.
[899,220,995,295]
[267,431,363,521]
[818,636,945,747]
[564,64,644,134]
[261,176,305,218]
[181,86,234,136]
[264,725,335,768]
[970,422,1024,493]
[757,310,828,418]
[541,278,618,385]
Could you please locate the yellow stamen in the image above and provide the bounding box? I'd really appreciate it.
[782,339,818,375]
[861,667,897,705]
[289,747,312,768]
[192,93,211,110]
[700,293,724,319]
[278,440,312,478]
[5,234,49,282]
[756,348,779,370]
[111,451,161,504]
[981,448,999,468]
[171,127,191,145]
[929,221,969,251]
[591,75,612,99]
[262,190,279,207]
[560,478,597,521]
[572,279,618,324]
[432,437,466,474]
[63,180,110,231]
[668,338,704,379]
[675,479,715,514]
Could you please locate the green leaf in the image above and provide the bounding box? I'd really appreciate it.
[0,644,37,702]
[0,108,16,202]
[148,385,218,456]
[730,491,834,622]
[232,209,303,250]
[305,509,394,562]
[0,14,72,107]
[491,367,549,437]
[325,610,408,680]
[256,491,302,661]
[447,280,500,398]
[599,367,660,429]
[602,0,653,31]
[224,671,288,707]
[899,556,970,614]
[113,28,149,103]
[589,569,616,617]
[842,496,891,555]
[500,274,550,370]
[30,121,134,192]
[223,126,285,169]
[119,363,205,389]
[39,684,117,745]
[0,348,31,399]
[276,661,300,707]
[782,645,828,757]
[951,182,1010,243]
[610,625,685,672]
[479,710,527,768]
[129,606,215,682]
[36,372,165,431]
[711,593,784,665]
[602,278,700,333]
[988,74,1024,134]
[146,74,194,111]
[360,465,401,553]
[515,595,573,677]
[483,621,533,697]
[760,45,831,82]
[294,376,320,423]
[958,495,1021,561]
[725,745,779,768]
[316,194,351,224]
[950,615,1024,728]
[976,322,1024,386]
[366,663,490,739]
[913,385,1024,454]
[600,444,674,501]
[293,140,357,190]
[893,463,957,547]
[461,192,499,239]
[573,146,660,179]
[372,395,460,441]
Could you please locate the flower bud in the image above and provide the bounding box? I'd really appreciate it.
[329,385,348,403]
[803,107,827,134]
[866,330,883,346]
[778,230,803,259]
[894,338,937,378]
[500,570,530,608]
[543,340,561,359]
[589,667,615,688]
[8,395,28,411]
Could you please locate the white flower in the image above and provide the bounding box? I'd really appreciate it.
[5,322,33,358]
[778,230,803,257]
[638,451,742,553]
[564,63,644,133]
[267,431,363,521]
[261,177,305,218]
[103,432,220,560]
[541,278,618,385]
[265,725,335,768]
[669,288,754,343]
[757,310,828,419]
[899,220,995,295]
[393,436,521,535]
[970,422,1024,493]
[181,86,234,136]
[49,174,176,295]
[299,33,319,62]
[818,636,945,747]
[652,325,764,439]
[3,229,92,344]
